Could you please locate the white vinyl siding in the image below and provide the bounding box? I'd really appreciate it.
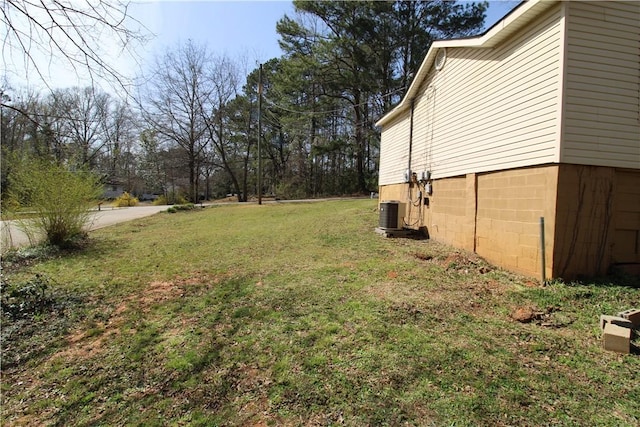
[562,1,640,168]
[420,4,562,178]
[378,115,410,185]
[410,87,436,176]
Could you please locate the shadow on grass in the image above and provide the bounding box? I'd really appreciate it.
[1,288,89,370]
[1,235,123,273]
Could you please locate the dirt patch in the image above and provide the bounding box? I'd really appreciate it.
[413,250,494,275]
[441,253,493,274]
[238,397,271,426]
[510,306,572,328]
[138,280,184,307]
[54,327,115,361]
[511,307,539,323]
[236,364,273,391]
[364,269,518,326]
[51,273,218,365]
[414,253,433,261]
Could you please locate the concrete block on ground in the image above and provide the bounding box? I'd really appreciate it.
[602,323,631,354]
[599,314,633,331]
[617,309,640,328]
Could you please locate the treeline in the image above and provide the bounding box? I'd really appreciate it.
[1,1,487,204]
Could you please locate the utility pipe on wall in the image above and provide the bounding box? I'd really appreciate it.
[404,99,416,227]
[407,99,415,181]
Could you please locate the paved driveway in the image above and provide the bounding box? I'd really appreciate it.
[1,205,169,251]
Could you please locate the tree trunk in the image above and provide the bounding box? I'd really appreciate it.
[353,90,367,193]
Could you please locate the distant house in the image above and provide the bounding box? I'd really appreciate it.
[376,0,639,280]
[103,181,126,200]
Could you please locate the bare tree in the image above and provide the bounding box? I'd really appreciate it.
[141,40,209,202]
[101,99,138,179]
[141,42,262,202]
[2,0,148,91]
[199,55,250,202]
[0,87,42,193]
[138,129,166,198]
[85,97,141,194]
[51,87,109,167]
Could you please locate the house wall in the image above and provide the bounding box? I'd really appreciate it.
[380,165,558,279]
[378,115,410,186]
[377,3,565,279]
[475,166,557,278]
[562,1,640,169]
[554,166,640,278]
[376,1,639,279]
[409,86,435,180]
[427,176,470,250]
[103,185,125,199]
[378,177,469,249]
[380,165,639,280]
[378,2,563,186]
[613,170,640,267]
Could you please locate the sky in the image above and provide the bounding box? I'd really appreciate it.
[3,0,522,93]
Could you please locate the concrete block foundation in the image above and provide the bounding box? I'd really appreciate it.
[378,165,640,280]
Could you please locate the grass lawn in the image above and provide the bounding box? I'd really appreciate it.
[1,199,639,426]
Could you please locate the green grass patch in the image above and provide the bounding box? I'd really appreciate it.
[2,199,639,426]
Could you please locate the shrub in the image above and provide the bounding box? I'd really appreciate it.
[175,203,195,211]
[275,179,307,200]
[153,195,168,206]
[166,204,195,214]
[7,157,102,248]
[1,274,53,320]
[153,193,188,206]
[112,192,139,207]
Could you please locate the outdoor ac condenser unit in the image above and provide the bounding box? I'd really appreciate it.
[379,200,405,230]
